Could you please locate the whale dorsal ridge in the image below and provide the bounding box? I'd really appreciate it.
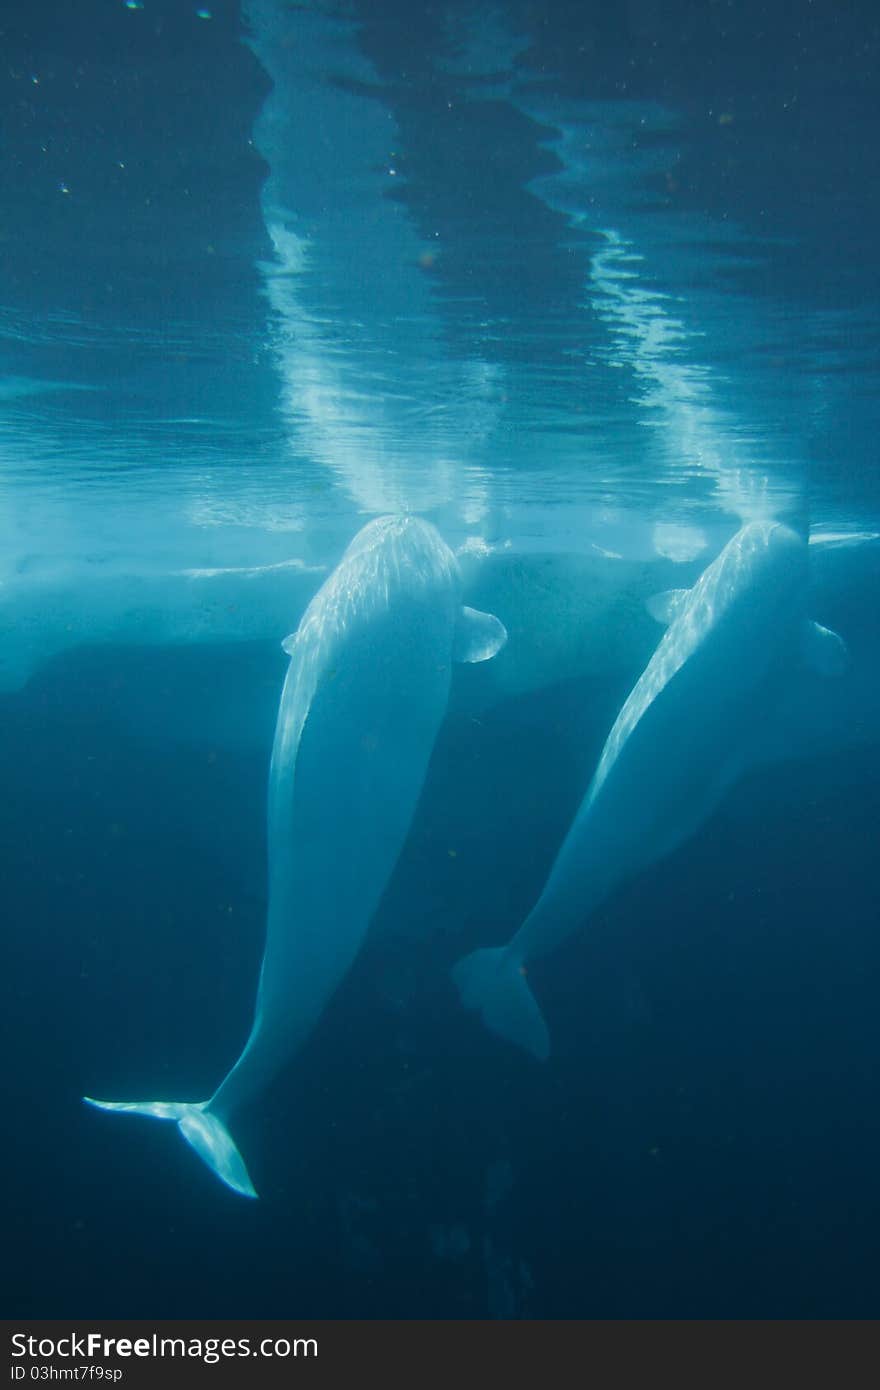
[453,606,508,663]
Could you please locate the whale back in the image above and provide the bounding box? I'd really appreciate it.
[252,516,463,1023]
[588,522,807,805]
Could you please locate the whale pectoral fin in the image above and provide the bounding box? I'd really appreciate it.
[646,589,690,625]
[801,621,849,677]
[83,1096,258,1199]
[281,633,297,656]
[452,947,550,1060]
[453,606,508,663]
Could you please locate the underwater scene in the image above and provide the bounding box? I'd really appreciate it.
[2,0,879,1319]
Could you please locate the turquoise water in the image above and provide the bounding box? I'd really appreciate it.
[1,0,878,1317]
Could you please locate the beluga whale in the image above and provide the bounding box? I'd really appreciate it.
[453,520,847,1061]
[85,515,507,1197]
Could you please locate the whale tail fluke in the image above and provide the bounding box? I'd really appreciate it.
[82,1096,258,1199]
[452,947,550,1060]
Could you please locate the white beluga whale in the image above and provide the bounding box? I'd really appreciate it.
[84,515,506,1197]
[453,521,847,1060]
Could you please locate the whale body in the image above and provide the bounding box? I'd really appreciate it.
[453,521,848,1060]
[85,515,506,1197]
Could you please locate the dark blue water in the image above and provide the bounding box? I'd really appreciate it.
[4,633,880,1317]
[1,0,879,1318]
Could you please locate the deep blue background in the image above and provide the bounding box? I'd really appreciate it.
[2,636,880,1316]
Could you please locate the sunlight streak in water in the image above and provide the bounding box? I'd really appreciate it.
[589,229,778,522]
[243,0,503,524]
